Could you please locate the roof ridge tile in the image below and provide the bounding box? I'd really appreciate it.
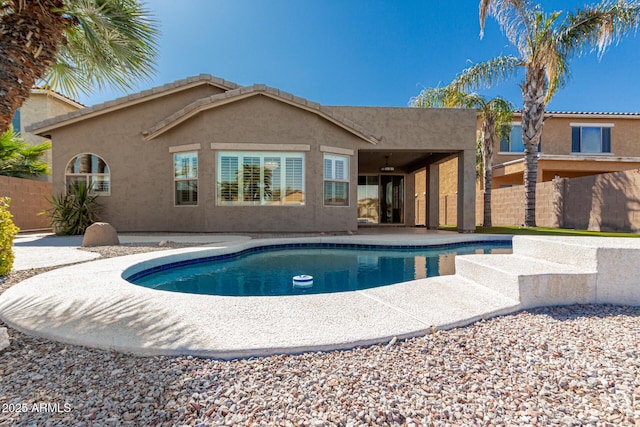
[26,74,240,133]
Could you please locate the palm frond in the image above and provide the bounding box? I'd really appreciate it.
[449,55,523,92]
[410,86,460,108]
[479,0,537,54]
[39,0,160,98]
[411,82,515,137]
[0,126,51,177]
[485,97,515,140]
[559,0,640,59]
[526,10,570,101]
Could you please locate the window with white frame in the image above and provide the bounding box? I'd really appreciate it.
[174,151,198,206]
[217,152,305,205]
[324,153,349,206]
[571,124,612,154]
[65,153,110,195]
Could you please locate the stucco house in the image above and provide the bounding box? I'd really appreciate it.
[492,111,640,187]
[27,74,477,233]
[430,110,640,227]
[12,89,84,182]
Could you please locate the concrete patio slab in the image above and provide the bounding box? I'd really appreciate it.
[2,233,515,358]
[12,232,252,270]
[3,233,638,359]
[13,234,98,270]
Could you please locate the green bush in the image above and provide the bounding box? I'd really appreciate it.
[0,198,20,276]
[46,183,102,236]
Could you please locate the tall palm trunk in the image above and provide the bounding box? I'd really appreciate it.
[480,115,495,227]
[521,67,546,227]
[0,1,66,133]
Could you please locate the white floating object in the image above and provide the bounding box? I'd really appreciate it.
[292,275,313,288]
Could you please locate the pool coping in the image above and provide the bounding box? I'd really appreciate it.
[0,234,520,359]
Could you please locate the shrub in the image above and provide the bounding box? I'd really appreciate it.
[0,198,20,276]
[46,183,102,235]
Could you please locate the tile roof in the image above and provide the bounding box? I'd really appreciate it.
[513,110,640,118]
[26,74,240,133]
[31,88,85,108]
[142,84,380,145]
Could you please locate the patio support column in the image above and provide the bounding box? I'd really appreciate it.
[427,162,439,230]
[457,149,476,233]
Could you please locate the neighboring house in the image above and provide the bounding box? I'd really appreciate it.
[433,111,640,226]
[11,89,84,182]
[493,111,640,187]
[27,74,477,233]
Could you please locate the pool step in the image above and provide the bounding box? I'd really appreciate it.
[511,236,600,269]
[455,253,596,308]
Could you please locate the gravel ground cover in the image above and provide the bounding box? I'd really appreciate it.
[1,243,639,426]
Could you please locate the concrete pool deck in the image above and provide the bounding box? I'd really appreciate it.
[2,231,640,359]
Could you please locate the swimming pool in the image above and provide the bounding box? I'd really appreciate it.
[127,241,512,296]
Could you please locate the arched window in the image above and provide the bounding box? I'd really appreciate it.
[65,153,110,195]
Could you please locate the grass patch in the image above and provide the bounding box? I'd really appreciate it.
[439,225,640,237]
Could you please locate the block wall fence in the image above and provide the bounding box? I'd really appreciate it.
[5,167,640,233]
[472,168,640,232]
[0,176,52,231]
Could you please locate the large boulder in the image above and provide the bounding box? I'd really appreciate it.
[0,327,9,352]
[82,222,120,247]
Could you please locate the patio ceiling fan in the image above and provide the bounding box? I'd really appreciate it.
[380,155,394,172]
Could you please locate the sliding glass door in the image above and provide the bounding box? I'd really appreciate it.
[357,176,379,224]
[380,175,404,224]
[357,175,404,225]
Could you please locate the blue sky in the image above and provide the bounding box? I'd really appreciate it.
[79,0,640,113]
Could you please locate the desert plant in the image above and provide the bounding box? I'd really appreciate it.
[0,198,20,276]
[46,183,102,235]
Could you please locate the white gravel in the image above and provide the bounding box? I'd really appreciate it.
[1,244,639,426]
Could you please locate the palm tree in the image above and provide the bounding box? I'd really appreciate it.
[411,86,513,227]
[0,0,159,133]
[0,125,51,177]
[452,0,640,226]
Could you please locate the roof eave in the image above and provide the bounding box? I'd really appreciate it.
[27,75,239,135]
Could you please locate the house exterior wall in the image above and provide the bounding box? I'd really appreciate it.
[45,82,476,233]
[493,114,640,187]
[17,92,82,182]
[438,158,458,225]
[435,113,640,228]
[494,115,640,162]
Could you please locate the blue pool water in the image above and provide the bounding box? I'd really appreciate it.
[128,242,511,296]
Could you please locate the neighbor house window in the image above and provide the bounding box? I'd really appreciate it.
[174,151,198,206]
[500,124,524,153]
[571,124,612,154]
[11,109,20,134]
[65,153,110,195]
[217,152,305,205]
[324,154,349,206]
[499,123,541,153]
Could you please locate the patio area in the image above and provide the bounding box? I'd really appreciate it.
[3,230,640,359]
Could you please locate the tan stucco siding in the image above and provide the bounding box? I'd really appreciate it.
[20,93,82,181]
[333,107,476,151]
[493,116,640,165]
[48,86,477,233]
[52,95,369,232]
